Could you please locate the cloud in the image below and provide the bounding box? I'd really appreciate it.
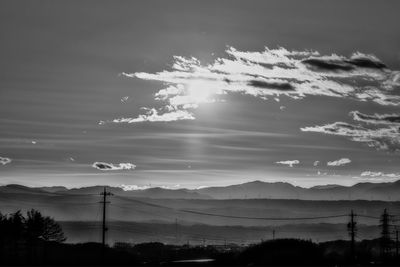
[247,79,295,91]
[112,108,195,123]
[327,158,351,166]
[350,111,400,125]
[276,160,299,167]
[92,162,136,171]
[121,96,130,103]
[301,111,400,151]
[112,46,400,124]
[120,184,181,191]
[357,171,400,182]
[120,184,150,191]
[302,58,355,72]
[0,156,12,165]
[302,53,386,72]
[361,171,398,178]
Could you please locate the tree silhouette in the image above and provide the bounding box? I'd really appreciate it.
[25,209,66,243]
[8,210,25,240]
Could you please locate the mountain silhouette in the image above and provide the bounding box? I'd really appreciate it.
[1,179,399,201]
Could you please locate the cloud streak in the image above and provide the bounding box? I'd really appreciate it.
[301,111,400,151]
[327,158,351,166]
[276,160,300,167]
[92,162,136,171]
[350,111,400,125]
[112,108,195,123]
[120,184,150,191]
[358,171,400,182]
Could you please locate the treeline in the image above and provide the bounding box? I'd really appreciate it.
[1,209,400,265]
[0,209,66,264]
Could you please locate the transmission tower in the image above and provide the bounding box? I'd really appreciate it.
[347,210,357,261]
[396,229,399,258]
[380,208,392,259]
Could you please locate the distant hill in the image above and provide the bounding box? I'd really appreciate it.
[194,180,400,201]
[56,186,210,199]
[0,184,399,227]
[1,179,400,201]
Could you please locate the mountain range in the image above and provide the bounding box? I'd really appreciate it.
[1,179,400,201]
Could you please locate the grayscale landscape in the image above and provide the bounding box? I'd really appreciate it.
[1,0,399,265]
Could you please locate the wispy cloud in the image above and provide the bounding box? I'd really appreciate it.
[120,184,150,191]
[112,46,400,124]
[120,184,181,191]
[350,111,400,125]
[327,158,351,166]
[0,156,12,165]
[357,171,400,182]
[120,96,130,103]
[92,162,136,171]
[276,160,300,167]
[112,108,195,123]
[361,171,400,178]
[301,111,400,151]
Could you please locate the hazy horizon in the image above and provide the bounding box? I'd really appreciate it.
[2,177,400,191]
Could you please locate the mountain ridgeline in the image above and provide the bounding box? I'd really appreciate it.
[2,180,399,201]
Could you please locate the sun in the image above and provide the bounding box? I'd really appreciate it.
[186,80,215,104]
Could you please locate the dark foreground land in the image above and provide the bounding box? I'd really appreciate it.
[1,203,399,266]
[1,238,399,266]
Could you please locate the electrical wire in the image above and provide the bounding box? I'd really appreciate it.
[113,195,348,221]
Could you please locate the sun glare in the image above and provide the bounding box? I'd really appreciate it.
[186,80,215,104]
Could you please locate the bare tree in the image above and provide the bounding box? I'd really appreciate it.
[25,209,66,243]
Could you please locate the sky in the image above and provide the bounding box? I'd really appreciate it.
[1,0,400,189]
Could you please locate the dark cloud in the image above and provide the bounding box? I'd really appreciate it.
[247,80,295,91]
[302,59,354,72]
[346,58,386,69]
[302,53,387,72]
[93,162,113,170]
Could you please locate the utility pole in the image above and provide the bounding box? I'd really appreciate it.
[272,229,275,240]
[347,210,357,261]
[380,208,391,259]
[175,218,178,245]
[100,187,113,249]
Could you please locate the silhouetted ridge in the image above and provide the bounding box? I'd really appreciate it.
[1,179,400,200]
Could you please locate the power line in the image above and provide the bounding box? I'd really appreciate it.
[113,196,348,221]
[357,215,381,219]
[180,209,347,220]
